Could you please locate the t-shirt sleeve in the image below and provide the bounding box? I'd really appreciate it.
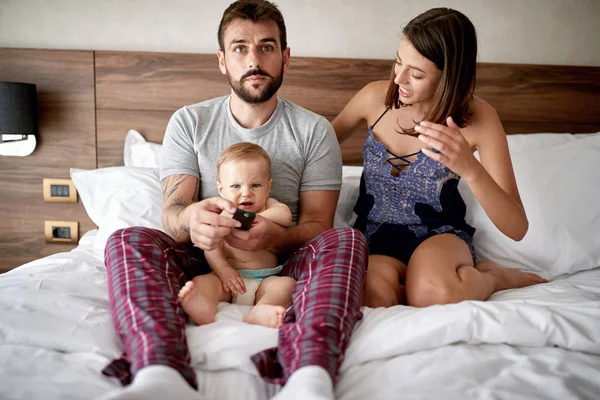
[159,107,199,182]
[300,117,343,192]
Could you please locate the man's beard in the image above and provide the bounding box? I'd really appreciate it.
[228,64,284,104]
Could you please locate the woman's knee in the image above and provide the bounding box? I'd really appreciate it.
[406,275,459,307]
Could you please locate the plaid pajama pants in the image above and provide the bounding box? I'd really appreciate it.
[102,226,368,389]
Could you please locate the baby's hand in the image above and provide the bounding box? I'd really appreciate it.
[218,269,246,295]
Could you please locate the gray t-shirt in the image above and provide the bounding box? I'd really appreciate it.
[160,95,342,223]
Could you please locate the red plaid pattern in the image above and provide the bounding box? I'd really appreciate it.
[103,227,210,389]
[103,226,367,389]
[251,228,368,384]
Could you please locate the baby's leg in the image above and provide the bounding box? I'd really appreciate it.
[244,276,295,328]
[178,273,230,325]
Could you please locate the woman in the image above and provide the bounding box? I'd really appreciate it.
[332,8,546,308]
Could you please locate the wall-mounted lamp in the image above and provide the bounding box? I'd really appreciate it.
[0,81,37,156]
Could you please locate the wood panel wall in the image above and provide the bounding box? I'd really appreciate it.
[95,52,600,167]
[0,49,96,272]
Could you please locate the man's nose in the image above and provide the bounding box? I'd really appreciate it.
[247,47,261,69]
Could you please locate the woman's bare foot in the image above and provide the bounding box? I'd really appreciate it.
[244,304,285,328]
[177,281,216,325]
[475,261,548,292]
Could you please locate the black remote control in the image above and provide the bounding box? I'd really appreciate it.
[232,208,256,230]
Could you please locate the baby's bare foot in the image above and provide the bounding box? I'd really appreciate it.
[476,261,548,292]
[177,281,216,325]
[244,304,285,328]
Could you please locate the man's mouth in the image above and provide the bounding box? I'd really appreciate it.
[242,69,270,81]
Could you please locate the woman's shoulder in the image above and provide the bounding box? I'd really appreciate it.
[464,96,505,146]
[347,80,389,119]
[353,80,389,104]
[469,96,499,122]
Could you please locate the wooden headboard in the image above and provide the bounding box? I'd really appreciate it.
[1,47,600,272]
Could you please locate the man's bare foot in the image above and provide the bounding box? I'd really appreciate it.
[177,281,216,325]
[475,261,548,292]
[244,304,285,328]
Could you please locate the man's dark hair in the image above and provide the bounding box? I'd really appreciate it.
[218,0,287,51]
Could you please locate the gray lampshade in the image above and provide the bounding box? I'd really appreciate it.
[0,82,37,143]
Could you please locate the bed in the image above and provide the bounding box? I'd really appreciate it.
[1,49,599,400]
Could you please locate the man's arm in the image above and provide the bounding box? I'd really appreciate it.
[272,189,338,252]
[161,174,200,242]
[226,189,339,254]
[161,174,241,248]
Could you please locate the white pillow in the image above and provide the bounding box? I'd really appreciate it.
[459,133,600,279]
[70,166,164,255]
[124,129,162,168]
[334,166,362,229]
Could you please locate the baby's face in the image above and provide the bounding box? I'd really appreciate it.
[218,158,272,213]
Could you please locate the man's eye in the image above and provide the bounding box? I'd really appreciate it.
[234,46,245,53]
[262,45,273,52]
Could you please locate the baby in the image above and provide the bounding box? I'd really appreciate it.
[178,142,295,328]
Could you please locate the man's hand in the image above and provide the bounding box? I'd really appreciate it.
[225,213,285,252]
[187,197,242,251]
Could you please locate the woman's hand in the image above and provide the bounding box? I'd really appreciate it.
[415,116,483,182]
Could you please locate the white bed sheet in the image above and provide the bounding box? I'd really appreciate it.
[1,230,599,400]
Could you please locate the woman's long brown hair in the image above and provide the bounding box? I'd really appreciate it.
[385,8,477,135]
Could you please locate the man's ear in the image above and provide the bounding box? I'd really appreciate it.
[217,49,227,75]
[282,47,291,74]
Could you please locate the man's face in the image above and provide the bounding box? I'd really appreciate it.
[217,19,290,104]
[217,157,272,213]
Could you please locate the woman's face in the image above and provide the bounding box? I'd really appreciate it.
[393,37,442,107]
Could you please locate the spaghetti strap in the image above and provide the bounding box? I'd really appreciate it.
[370,108,390,130]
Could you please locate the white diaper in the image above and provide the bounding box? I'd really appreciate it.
[230,265,284,306]
[231,278,262,306]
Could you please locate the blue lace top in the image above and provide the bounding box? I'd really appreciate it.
[353,111,475,242]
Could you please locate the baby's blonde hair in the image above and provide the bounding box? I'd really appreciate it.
[217,142,272,180]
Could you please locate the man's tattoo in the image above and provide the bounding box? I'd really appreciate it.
[162,175,188,201]
[172,195,187,208]
[179,224,190,235]
[192,180,200,202]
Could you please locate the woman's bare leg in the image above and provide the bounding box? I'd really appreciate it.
[363,255,407,307]
[405,234,546,307]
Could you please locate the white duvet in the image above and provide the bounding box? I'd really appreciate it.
[1,231,599,400]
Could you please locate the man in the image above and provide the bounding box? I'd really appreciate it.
[101,1,367,399]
